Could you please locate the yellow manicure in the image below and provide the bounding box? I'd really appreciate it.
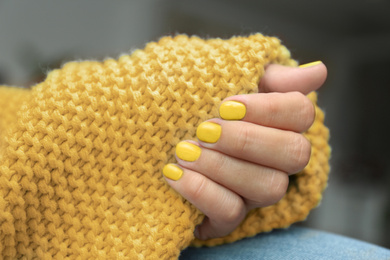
[219,101,246,120]
[176,141,202,162]
[196,122,222,143]
[299,61,322,68]
[163,164,183,181]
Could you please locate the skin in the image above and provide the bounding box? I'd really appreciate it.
[164,62,328,240]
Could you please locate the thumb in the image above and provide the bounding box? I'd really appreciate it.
[258,61,327,94]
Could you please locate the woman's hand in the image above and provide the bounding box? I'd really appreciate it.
[163,61,327,240]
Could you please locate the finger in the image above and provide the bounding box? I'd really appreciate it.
[219,91,315,132]
[196,120,311,174]
[174,141,289,207]
[258,61,327,94]
[162,163,246,240]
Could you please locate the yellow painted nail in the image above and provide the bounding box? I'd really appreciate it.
[219,101,246,120]
[176,141,202,162]
[163,164,183,181]
[299,61,322,68]
[196,122,222,143]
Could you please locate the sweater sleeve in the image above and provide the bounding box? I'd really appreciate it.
[0,86,30,136]
[0,86,32,257]
[0,34,330,259]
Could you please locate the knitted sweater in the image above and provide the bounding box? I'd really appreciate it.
[0,34,330,259]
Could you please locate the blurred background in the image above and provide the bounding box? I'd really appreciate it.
[0,0,389,248]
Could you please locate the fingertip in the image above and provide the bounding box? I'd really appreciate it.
[299,61,328,93]
[258,62,327,94]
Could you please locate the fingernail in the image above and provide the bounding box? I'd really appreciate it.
[219,101,246,120]
[299,61,322,68]
[196,122,222,143]
[163,164,183,181]
[176,141,202,162]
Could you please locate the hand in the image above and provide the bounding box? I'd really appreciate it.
[163,61,327,240]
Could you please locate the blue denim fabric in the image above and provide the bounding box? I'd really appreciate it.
[180,226,390,260]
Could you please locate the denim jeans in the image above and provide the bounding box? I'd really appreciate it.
[180,226,390,260]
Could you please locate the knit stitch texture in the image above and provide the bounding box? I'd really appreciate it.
[0,34,330,259]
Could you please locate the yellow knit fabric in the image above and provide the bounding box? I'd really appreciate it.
[0,34,330,259]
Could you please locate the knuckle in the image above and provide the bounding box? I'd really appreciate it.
[288,133,311,172]
[263,96,279,114]
[219,199,246,225]
[267,172,289,204]
[300,96,316,130]
[189,175,208,202]
[209,153,230,180]
[249,171,289,207]
[291,92,315,130]
[233,125,252,154]
[290,91,305,98]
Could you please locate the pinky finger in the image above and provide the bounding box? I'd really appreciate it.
[163,164,246,240]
